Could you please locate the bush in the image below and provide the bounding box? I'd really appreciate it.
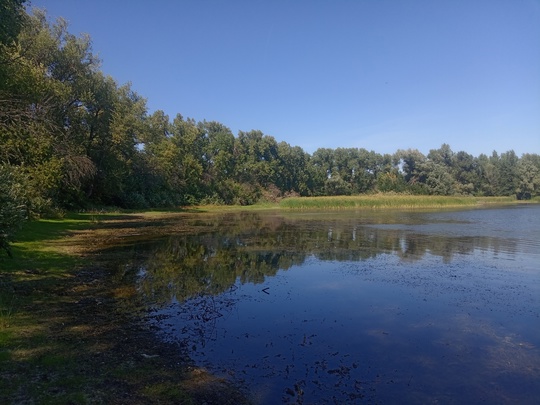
[260,184,282,203]
[0,165,29,257]
[324,175,352,196]
[376,172,407,193]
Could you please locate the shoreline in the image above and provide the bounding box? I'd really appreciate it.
[1,199,537,403]
[0,214,251,404]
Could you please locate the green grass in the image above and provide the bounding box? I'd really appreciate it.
[0,293,17,329]
[279,194,517,210]
[0,213,118,273]
[0,214,107,404]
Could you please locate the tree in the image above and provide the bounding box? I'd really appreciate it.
[101,83,149,207]
[165,115,206,204]
[353,149,380,193]
[324,173,352,196]
[477,152,499,196]
[135,110,174,206]
[1,9,103,208]
[420,160,455,195]
[199,120,236,203]
[452,151,478,195]
[516,154,540,200]
[333,148,356,187]
[235,130,279,190]
[275,142,312,196]
[376,171,407,192]
[427,143,454,167]
[0,0,26,40]
[498,150,519,196]
[395,149,428,193]
[311,148,335,195]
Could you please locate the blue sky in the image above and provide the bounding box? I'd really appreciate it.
[28,0,540,157]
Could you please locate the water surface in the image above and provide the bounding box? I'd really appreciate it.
[137,205,540,404]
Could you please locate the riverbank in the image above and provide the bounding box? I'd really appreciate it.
[0,213,251,404]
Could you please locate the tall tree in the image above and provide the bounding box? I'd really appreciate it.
[235,130,279,188]
[420,160,455,195]
[199,120,236,203]
[276,142,312,196]
[395,149,428,193]
[0,0,27,46]
[452,151,478,195]
[427,143,454,167]
[498,150,519,196]
[311,148,335,195]
[477,152,499,196]
[516,153,540,200]
[168,115,206,204]
[0,0,32,254]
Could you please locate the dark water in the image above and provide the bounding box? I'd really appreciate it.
[137,205,540,404]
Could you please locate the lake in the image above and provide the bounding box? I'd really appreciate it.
[134,205,540,404]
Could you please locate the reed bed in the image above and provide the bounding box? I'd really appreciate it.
[279,194,516,210]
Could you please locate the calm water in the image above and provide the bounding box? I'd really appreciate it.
[136,205,540,404]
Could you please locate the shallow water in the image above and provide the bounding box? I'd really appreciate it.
[138,205,540,404]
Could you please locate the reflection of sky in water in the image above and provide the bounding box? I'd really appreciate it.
[145,205,540,404]
[369,205,540,257]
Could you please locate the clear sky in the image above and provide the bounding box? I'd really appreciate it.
[28,0,540,157]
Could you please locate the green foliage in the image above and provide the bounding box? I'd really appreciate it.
[0,0,27,45]
[0,6,537,222]
[516,154,540,200]
[0,165,29,256]
[422,161,455,195]
[396,148,427,184]
[498,150,519,196]
[324,174,352,196]
[275,142,312,196]
[376,171,407,193]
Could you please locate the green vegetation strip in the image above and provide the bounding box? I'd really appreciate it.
[279,194,517,210]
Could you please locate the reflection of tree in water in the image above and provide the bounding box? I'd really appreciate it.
[137,232,307,306]
[133,211,533,404]
[136,212,517,306]
[397,233,517,263]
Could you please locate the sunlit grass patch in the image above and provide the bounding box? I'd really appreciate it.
[1,210,211,275]
[0,213,112,273]
[279,194,517,210]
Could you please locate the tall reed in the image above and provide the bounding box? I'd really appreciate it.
[279,194,515,210]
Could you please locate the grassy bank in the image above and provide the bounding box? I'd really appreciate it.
[0,213,249,405]
[279,194,518,210]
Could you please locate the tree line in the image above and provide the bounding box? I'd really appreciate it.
[1,4,539,254]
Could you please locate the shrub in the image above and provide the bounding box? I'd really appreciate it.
[0,165,29,257]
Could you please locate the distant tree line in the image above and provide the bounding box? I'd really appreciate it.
[1,5,540,253]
